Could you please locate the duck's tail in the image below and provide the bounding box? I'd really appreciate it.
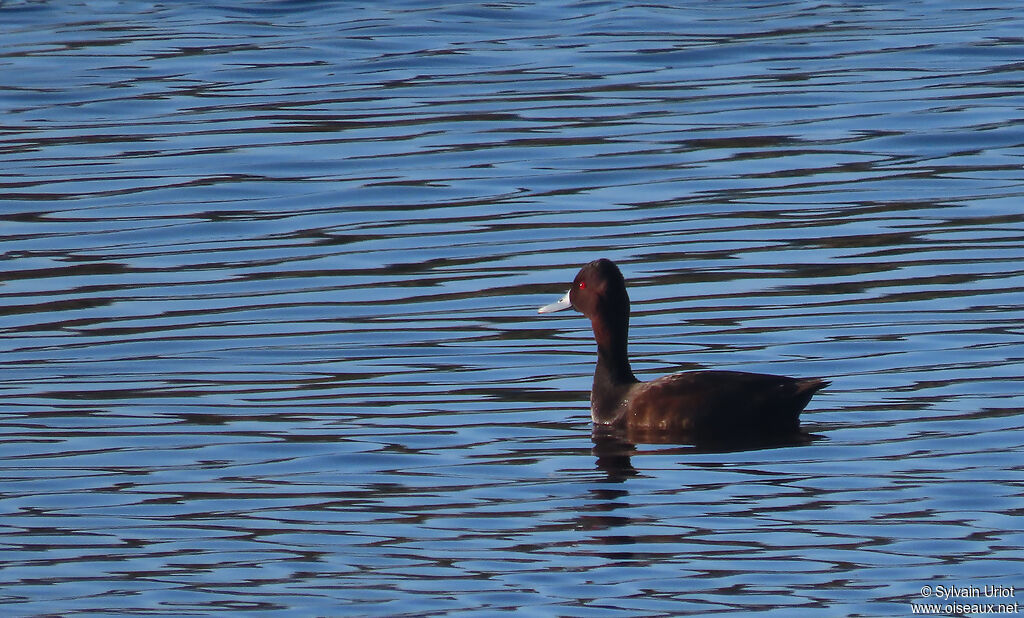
[796,377,830,396]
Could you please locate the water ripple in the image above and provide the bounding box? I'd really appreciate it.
[2,0,1023,615]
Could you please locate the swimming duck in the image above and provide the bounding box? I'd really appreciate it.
[539,258,828,440]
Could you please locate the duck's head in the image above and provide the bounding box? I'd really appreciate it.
[538,258,630,321]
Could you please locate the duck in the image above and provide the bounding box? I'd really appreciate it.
[539,258,828,441]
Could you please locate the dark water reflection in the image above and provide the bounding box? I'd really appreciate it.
[2,0,1024,615]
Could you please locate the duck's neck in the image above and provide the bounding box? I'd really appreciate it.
[590,313,638,423]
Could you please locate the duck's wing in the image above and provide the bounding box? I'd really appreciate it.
[625,370,827,438]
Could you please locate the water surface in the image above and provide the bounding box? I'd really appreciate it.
[2,1,1023,615]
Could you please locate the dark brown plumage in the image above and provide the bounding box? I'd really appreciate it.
[539,258,828,440]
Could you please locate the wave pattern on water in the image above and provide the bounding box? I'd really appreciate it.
[1,1,1023,614]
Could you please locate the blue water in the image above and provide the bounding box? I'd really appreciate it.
[2,1,1023,615]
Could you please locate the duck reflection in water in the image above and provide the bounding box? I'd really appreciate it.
[540,258,828,459]
[580,427,820,559]
[590,424,819,481]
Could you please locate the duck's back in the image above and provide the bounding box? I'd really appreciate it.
[619,370,827,439]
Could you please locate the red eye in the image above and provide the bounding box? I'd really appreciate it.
[578,281,586,289]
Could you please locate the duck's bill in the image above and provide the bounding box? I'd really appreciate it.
[537,291,572,314]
